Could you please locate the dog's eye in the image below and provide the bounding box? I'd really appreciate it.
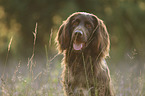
[85,23,92,29]
[73,21,79,26]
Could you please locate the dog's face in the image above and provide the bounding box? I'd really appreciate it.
[56,12,110,57]
[71,14,97,51]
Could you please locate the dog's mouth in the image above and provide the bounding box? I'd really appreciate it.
[72,30,86,51]
[73,41,85,51]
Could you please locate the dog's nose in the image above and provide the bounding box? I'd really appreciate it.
[74,30,83,37]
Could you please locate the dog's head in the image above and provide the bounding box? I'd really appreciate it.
[56,12,110,58]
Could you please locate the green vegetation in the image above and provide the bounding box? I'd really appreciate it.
[0,0,145,63]
[0,0,145,96]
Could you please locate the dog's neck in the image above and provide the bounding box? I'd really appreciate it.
[63,49,103,78]
[64,49,101,66]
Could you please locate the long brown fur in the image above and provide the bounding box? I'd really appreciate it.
[56,12,114,96]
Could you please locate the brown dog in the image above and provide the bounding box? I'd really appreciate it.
[56,12,114,96]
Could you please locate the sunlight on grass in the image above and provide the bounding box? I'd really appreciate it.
[0,23,145,96]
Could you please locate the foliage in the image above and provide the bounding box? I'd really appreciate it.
[0,0,145,95]
[0,0,145,64]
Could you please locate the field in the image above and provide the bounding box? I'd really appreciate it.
[0,24,145,96]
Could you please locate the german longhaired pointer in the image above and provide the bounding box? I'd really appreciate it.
[56,12,114,96]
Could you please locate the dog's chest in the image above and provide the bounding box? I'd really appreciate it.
[69,70,90,96]
[69,62,92,85]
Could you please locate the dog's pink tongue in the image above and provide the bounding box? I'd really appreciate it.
[73,43,83,50]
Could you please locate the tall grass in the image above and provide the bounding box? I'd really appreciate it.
[112,69,145,96]
[0,23,63,96]
[0,23,145,96]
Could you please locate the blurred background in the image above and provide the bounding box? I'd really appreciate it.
[0,0,145,95]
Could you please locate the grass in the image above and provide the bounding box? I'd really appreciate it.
[112,69,145,96]
[0,23,145,96]
[0,23,63,96]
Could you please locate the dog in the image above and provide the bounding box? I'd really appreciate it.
[56,12,114,96]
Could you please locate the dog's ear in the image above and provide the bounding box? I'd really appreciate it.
[91,15,110,58]
[56,13,78,53]
[56,21,70,53]
[98,20,110,58]
[56,14,77,53]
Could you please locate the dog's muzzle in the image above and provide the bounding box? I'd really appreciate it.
[72,29,85,51]
[74,30,83,40]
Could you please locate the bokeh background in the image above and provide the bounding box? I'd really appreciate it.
[0,0,145,95]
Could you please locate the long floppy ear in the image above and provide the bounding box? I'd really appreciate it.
[91,15,110,58]
[56,13,78,53]
[56,13,79,53]
[98,19,110,58]
[56,21,71,53]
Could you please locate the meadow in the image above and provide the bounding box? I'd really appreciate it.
[0,23,145,96]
